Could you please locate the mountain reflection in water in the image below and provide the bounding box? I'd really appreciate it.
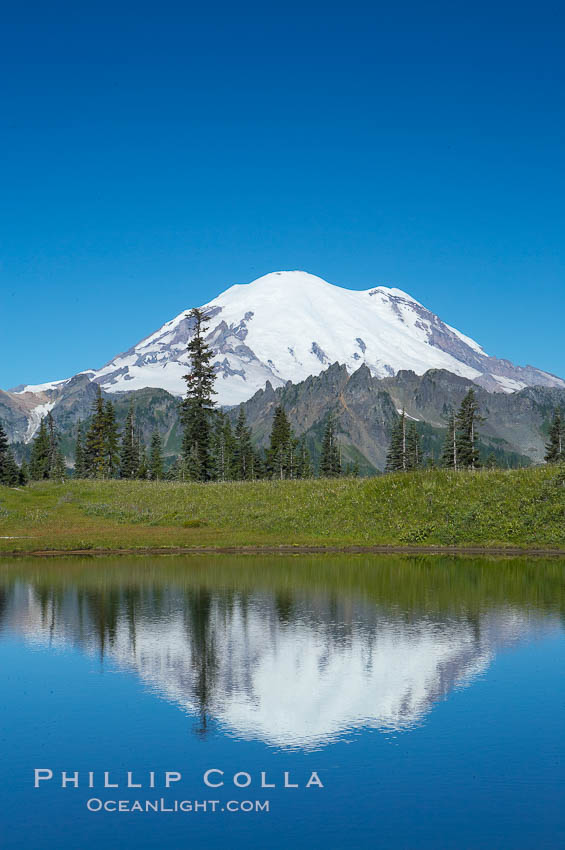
[0,556,562,748]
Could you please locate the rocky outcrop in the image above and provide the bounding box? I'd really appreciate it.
[3,363,564,471]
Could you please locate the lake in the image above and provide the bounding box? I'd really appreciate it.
[0,555,563,849]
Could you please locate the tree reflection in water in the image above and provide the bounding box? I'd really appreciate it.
[0,555,563,747]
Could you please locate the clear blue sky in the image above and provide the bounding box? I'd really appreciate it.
[1,0,564,389]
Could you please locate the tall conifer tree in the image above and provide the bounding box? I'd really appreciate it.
[181,308,217,481]
[0,422,20,486]
[250,447,265,480]
[441,413,458,469]
[456,389,483,469]
[19,459,29,486]
[29,418,50,480]
[0,421,8,467]
[84,386,107,478]
[385,411,407,472]
[137,445,149,480]
[0,422,11,484]
[211,411,235,481]
[46,413,58,475]
[51,448,67,481]
[43,412,66,480]
[103,401,120,478]
[185,442,202,481]
[119,401,139,479]
[406,422,422,469]
[74,421,86,478]
[266,406,295,479]
[149,431,164,480]
[296,438,313,479]
[545,409,564,464]
[1,451,19,486]
[319,414,341,477]
[233,406,254,480]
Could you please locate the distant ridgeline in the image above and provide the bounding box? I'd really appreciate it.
[1,308,565,482]
[2,273,565,482]
[0,372,565,478]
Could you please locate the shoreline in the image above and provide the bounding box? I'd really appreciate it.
[2,543,565,558]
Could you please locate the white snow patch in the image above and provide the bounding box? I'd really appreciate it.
[14,378,69,395]
[492,375,526,392]
[396,409,420,421]
[24,402,56,442]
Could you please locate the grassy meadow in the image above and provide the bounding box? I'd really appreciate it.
[0,466,564,554]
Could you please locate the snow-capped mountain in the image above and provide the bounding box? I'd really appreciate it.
[12,271,565,408]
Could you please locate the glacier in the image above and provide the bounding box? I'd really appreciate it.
[10,270,565,415]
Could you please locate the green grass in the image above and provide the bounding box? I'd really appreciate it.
[0,466,564,553]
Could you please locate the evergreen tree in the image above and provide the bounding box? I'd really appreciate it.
[0,422,20,487]
[0,420,8,467]
[19,459,29,486]
[233,406,254,480]
[119,401,140,479]
[385,419,400,472]
[181,308,217,481]
[185,442,202,481]
[406,422,422,469]
[137,445,149,480]
[3,451,19,486]
[0,421,16,485]
[29,418,50,480]
[545,409,564,464]
[84,386,107,478]
[134,429,143,475]
[149,431,164,480]
[46,412,59,477]
[485,451,498,469]
[166,459,178,481]
[103,401,120,478]
[456,389,483,469]
[74,421,86,478]
[385,411,407,472]
[296,438,313,479]
[250,447,265,480]
[266,406,296,479]
[51,448,67,481]
[211,411,235,481]
[441,413,458,469]
[319,414,341,477]
[288,435,299,480]
[167,456,187,481]
[43,412,66,480]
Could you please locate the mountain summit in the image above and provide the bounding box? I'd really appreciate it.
[8,271,565,419]
[72,270,563,404]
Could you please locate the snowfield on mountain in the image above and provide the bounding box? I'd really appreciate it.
[5,271,564,440]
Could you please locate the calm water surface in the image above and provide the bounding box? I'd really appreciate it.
[0,555,563,849]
